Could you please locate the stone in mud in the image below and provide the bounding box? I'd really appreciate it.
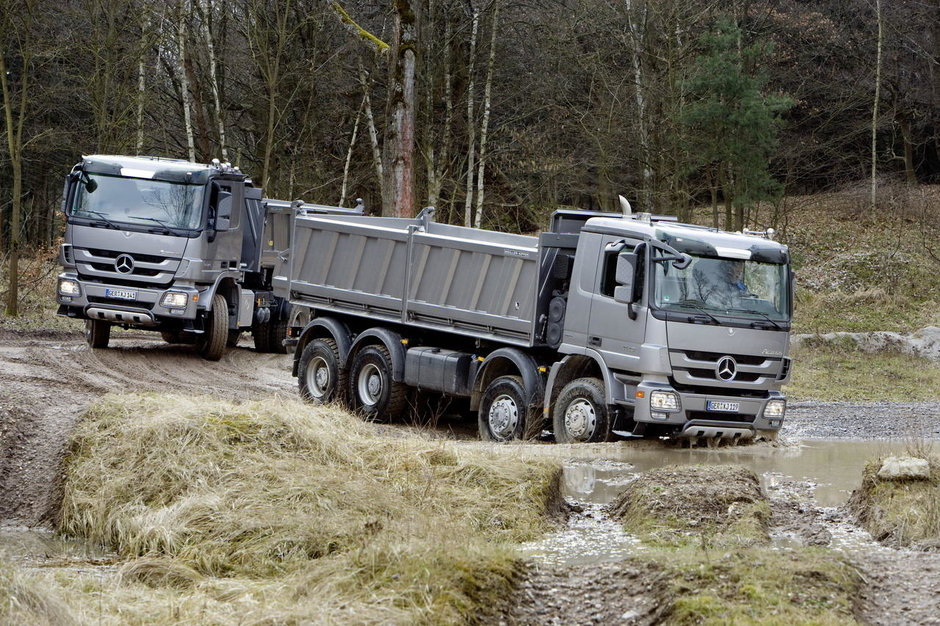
[877,456,931,481]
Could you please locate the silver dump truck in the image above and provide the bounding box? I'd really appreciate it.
[278,206,793,442]
[56,155,359,360]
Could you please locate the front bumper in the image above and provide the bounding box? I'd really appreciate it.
[55,273,200,326]
[633,381,786,436]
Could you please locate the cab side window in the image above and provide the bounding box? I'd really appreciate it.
[599,242,643,299]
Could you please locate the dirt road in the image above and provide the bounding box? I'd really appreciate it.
[0,329,294,525]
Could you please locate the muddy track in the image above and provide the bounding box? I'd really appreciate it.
[0,330,294,525]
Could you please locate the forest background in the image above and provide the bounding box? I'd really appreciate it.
[0,0,937,314]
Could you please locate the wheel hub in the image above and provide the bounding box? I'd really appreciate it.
[357,363,383,406]
[307,356,330,397]
[564,399,596,440]
[489,395,519,439]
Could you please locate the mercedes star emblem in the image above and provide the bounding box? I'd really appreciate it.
[114,254,135,274]
[716,356,737,381]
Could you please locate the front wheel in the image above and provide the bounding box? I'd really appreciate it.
[553,377,611,443]
[478,376,540,442]
[348,345,406,421]
[197,294,228,361]
[298,338,346,404]
[84,319,111,349]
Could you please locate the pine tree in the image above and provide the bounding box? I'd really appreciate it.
[681,18,792,231]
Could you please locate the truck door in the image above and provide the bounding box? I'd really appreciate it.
[586,234,648,372]
[204,180,244,271]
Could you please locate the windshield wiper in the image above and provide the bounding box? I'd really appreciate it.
[739,309,784,330]
[127,215,186,235]
[79,210,120,229]
[674,300,721,325]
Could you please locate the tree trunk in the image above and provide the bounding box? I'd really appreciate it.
[462,8,479,226]
[473,1,499,230]
[871,0,883,212]
[0,52,27,317]
[382,0,418,218]
[426,14,453,211]
[199,0,227,160]
[626,0,652,213]
[177,0,196,162]
[339,97,364,207]
[899,111,916,183]
[360,62,384,200]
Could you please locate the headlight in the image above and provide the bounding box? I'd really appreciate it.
[650,390,680,411]
[161,291,189,308]
[58,279,81,296]
[764,399,786,418]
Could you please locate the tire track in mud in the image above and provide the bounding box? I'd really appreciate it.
[0,331,295,526]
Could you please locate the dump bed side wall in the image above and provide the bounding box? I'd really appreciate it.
[283,214,542,346]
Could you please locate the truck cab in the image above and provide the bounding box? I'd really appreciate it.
[551,212,792,440]
[56,155,286,359]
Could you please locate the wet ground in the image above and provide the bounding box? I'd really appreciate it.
[2,329,940,623]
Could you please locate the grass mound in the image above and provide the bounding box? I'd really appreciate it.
[610,465,860,624]
[0,558,75,625]
[58,393,561,623]
[608,465,769,547]
[848,455,940,549]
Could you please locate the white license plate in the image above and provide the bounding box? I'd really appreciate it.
[105,288,137,301]
[706,401,739,413]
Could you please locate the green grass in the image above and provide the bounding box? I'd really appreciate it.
[849,455,940,549]
[53,393,562,624]
[785,340,940,401]
[609,465,861,625]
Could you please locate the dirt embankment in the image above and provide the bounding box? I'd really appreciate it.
[0,330,294,525]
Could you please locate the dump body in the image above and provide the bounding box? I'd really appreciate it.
[276,213,550,346]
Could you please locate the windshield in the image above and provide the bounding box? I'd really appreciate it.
[70,173,206,231]
[653,253,790,322]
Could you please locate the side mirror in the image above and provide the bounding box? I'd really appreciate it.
[614,252,638,304]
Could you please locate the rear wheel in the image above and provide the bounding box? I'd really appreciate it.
[478,376,540,441]
[348,345,406,421]
[84,319,110,349]
[197,294,228,361]
[553,377,611,443]
[298,338,346,404]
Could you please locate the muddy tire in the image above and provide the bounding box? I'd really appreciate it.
[267,317,288,354]
[553,377,611,443]
[478,375,539,442]
[84,319,110,349]
[298,337,346,404]
[348,344,406,421]
[197,293,228,361]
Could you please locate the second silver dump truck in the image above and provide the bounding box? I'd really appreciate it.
[277,207,793,442]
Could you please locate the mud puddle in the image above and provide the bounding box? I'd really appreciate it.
[518,439,912,567]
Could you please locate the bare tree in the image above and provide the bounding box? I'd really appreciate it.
[382,0,418,217]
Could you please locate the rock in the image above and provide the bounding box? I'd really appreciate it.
[877,456,931,481]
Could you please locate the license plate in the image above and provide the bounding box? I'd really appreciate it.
[105,288,137,301]
[706,400,739,413]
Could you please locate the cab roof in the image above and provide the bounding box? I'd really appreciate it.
[79,155,240,185]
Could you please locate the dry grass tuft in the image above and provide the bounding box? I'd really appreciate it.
[849,455,940,549]
[0,558,76,625]
[56,393,561,623]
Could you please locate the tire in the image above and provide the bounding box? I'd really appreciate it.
[84,319,110,349]
[478,375,540,442]
[226,329,241,348]
[298,337,346,404]
[552,377,611,443]
[348,344,406,421]
[266,317,289,354]
[198,293,228,361]
[252,318,273,352]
